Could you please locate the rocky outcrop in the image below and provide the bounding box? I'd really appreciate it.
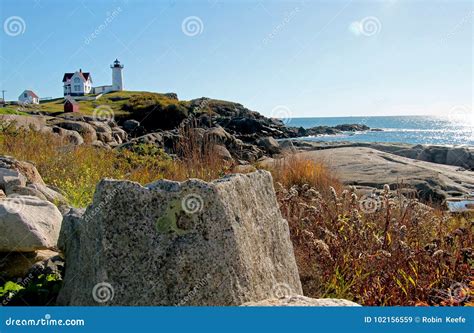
[268,147,474,203]
[287,141,474,170]
[0,114,48,131]
[58,171,302,305]
[242,295,360,306]
[334,124,370,132]
[119,126,265,163]
[1,113,129,149]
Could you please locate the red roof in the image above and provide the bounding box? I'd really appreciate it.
[25,90,39,98]
[62,71,91,82]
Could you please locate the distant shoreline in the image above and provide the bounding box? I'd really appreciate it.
[285,115,473,146]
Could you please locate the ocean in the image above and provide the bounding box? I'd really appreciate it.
[287,115,474,146]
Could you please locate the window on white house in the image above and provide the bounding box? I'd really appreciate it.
[74,85,81,91]
[74,78,80,83]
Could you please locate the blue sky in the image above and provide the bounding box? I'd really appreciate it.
[0,0,472,117]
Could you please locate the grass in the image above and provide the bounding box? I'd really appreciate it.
[17,91,185,117]
[0,107,29,115]
[272,157,473,306]
[0,124,228,207]
[0,126,472,306]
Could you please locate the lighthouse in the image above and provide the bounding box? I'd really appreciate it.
[111,59,124,91]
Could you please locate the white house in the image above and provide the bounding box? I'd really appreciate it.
[64,60,124,96]
[62,69,92,96]
[18,90,39,104]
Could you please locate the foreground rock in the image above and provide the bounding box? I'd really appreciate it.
[0,196,63,252]
[243,295,360,307]
[58,170,302,305]
[265,147,474,203]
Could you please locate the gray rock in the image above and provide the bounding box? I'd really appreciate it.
[5,185,47,200]
[0,168,27,193]
[0,115,47,131]
[96,132,114,143]
[28,183,68,207]
[57,170,302,305]
[212,145,233,161]
[0,196,63,252]
[112,128,127,142]
[256,136,281,155]
[51,127,84,145]
[122,119,140,132]
[52,120,97,143]
[242,295,360,306]
[289,141,474,171]
[89,121,112,134]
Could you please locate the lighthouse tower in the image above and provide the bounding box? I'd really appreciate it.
[111,59,124,91]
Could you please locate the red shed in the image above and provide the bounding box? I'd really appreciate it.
[64,96,79,113]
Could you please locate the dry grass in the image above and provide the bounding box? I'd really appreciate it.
[0,124,229,207]
[264,155,343,195]
[275,178,473,306]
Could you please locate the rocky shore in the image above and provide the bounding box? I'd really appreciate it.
[1,94,473,206]
[0,92,472,306]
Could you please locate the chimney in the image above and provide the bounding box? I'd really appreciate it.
[79,68,82,73]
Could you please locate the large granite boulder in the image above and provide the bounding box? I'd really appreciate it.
[58,170,302,305]
[0,195,63,252]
